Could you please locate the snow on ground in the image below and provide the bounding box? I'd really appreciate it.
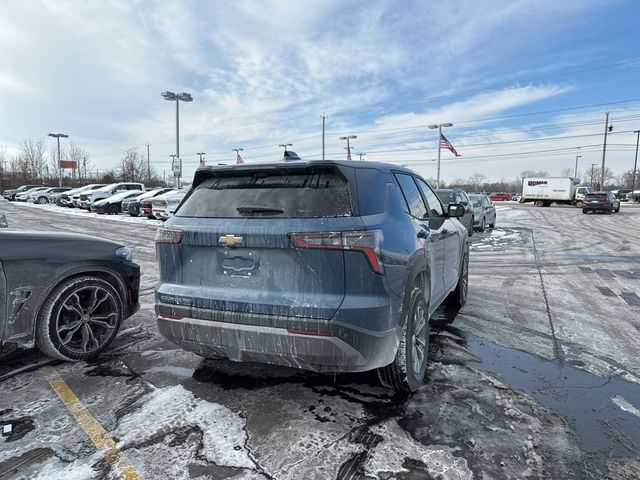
[114,384,256,469]
[9,201,163,226]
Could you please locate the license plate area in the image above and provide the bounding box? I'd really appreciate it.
[220,251,259,278]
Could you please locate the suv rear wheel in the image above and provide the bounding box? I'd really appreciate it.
[378,287,429,393]
[446,251,468,308]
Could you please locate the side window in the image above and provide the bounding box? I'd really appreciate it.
[460,192,469,204]
[415,178,445,217]
[395,173,428,219]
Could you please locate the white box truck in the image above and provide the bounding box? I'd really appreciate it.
[521,177,594,207]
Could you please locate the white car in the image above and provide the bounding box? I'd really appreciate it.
[15,186,49,201]
[151,188,188,220]
[60,184,106,207]
[27,187,72,204]
[79,182,145,210]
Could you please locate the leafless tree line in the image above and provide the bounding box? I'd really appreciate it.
[0,140,163,189]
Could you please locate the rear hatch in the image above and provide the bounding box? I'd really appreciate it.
[585,193,608,205]
[156,164,362,320]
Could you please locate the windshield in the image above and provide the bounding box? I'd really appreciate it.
[469,195,482,207]
[435,191,456,204]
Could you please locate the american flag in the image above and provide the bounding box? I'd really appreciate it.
[440,133,461,157]
[236,152,244,164]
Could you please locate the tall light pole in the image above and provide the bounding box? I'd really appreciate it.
[161,91,193,188]
[632,130,640,202]
[170,154,177,181]
[48,133,69,188]
[600,111,611,191]
[591,163,598,188]
[356,152,366,161]
[428,122,453,189]
[279,143,292,154]
[339,135,357,160]
[197,152,206,166]
[574,155,582,179]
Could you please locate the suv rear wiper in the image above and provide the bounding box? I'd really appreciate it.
[236,206,284,215]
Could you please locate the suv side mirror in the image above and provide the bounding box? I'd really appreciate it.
[448,203,465,218]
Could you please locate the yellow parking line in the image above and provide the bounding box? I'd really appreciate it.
[41,366,140,480]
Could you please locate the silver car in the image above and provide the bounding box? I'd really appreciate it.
[469,194,496,232]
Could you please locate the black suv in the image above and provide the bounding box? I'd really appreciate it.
[155,161,469,392]
[582,192,620,214]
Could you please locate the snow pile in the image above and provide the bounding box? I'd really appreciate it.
[114,384,255,469]
[365,420,473,479]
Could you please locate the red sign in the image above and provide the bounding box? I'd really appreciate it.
[59,160,78,169]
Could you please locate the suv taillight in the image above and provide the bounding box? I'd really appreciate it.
[289,230,384,274]
[155,228,183,244]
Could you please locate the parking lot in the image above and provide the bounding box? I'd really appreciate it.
[1,200,640,479]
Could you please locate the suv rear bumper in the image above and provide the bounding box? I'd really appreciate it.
[156,304,398,373]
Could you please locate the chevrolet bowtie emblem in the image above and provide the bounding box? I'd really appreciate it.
[219,235,243,247]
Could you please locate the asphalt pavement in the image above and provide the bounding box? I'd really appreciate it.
[1,201,639,479]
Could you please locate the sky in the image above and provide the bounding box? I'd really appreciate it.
[1,0,640,185]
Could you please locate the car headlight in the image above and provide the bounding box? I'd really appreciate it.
[115,246,133,261]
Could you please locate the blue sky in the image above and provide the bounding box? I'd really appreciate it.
[1,0,640,184]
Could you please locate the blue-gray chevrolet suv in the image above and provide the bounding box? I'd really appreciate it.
[155,160,469,392]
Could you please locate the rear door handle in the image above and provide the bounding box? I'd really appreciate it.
[417,229,430,239]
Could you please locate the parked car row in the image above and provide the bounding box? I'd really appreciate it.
[2,183,188,221]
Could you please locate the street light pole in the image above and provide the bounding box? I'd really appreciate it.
[197,152,206,166]
[339,135,357,160]
[574,155,582,179]
[632,130,640,202]
[428,122,453,189]
[48,133,69,188]
[591,163,597,188]
[162,91,193,188]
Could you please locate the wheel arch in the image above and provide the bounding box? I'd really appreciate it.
[30,265,128,335]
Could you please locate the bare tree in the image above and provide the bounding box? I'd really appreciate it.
[19,138,47,181]
[67,142,91,180]
[118,148,147,182]
[467,173,486,191]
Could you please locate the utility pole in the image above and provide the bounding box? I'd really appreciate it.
[322,113,326,161]
[600,111,611,191]
[574,155,582,179]
[356,152,366,161]
[146,143,151,182]
[632,130,640,202]
[591,163,597,187]
[339,135,357,160]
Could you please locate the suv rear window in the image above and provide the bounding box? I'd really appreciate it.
[177,170,353,218]
[585,194,607,200]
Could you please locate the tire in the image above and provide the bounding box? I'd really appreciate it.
[575,200,584,208]
[489,217,495,229]
[377,287,429,393]
[35,276,123,361]
[615,207,620,213]
[37,196,48,204]
[446,250,469,309]
[468,217,474,237]
[534,200,545,207]
[478,217,486,232]
[107,204,120,215]
[582,209,588,214]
